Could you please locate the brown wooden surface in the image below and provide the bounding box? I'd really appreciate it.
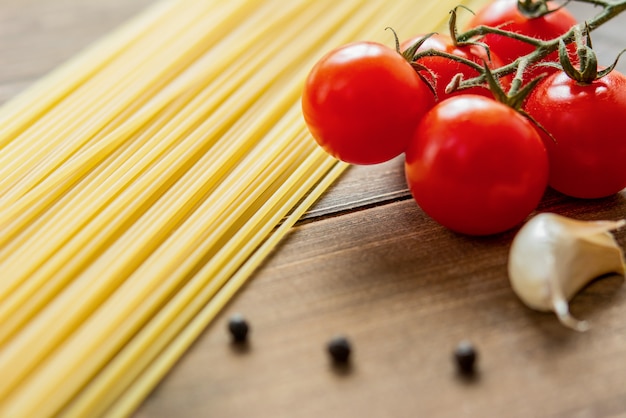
[2,1,626,417]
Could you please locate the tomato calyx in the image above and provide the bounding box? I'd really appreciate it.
[517,0,550,18]
[397,30,435,62]
[557,26,626,84]
[517,0,572,19]
[401,33,495,97]
[483,63,538,110]
[448,6,488,49]
[387,28,440,100]
[481,62,556,143]
[411,48,487,95]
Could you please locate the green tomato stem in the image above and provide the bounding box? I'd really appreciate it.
[446,0,626,91]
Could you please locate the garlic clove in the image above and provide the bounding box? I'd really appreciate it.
[508,213,625,331]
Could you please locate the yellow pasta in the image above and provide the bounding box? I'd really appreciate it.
[0,0,343,333]
[0,0,491,416]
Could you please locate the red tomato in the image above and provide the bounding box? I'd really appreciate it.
[405,95,548,235]
[401,33,510,100]
[466,0,577,81]
[302,41,434,165]
[524,69,626,198]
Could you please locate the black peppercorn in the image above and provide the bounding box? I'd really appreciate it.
[453,340,477,375]
[228,314,249,343]
[327,335,351,363]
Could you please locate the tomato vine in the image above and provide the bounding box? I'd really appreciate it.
[301,0,626,234]
[451,0,626,93]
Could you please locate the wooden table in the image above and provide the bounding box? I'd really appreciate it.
[2,1,626,417]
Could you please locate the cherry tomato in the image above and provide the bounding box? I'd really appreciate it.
[405,95,548,235]
[302,41,434,165]
[524,69,626,198]
[466,0,577,81]
[401,33,510,100]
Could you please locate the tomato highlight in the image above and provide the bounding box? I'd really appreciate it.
[302,41,434,165]
[405,95,549,235]
[524,69,626,198]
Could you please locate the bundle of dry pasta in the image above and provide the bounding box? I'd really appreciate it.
[0,0,489,416]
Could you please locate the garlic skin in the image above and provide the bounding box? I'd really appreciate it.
[508,213,626,331]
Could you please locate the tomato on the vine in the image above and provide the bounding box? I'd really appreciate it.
[401,33,511,100]
[466,0,577,81]
[302,41,434,165]
[524,69,626,198]
[405,95,549,235]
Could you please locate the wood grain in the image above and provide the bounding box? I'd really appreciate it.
[1,1,626,417]
[134,193,626,418]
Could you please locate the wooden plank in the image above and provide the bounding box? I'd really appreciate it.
[136,197,626,418]
[300,156,411,222]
